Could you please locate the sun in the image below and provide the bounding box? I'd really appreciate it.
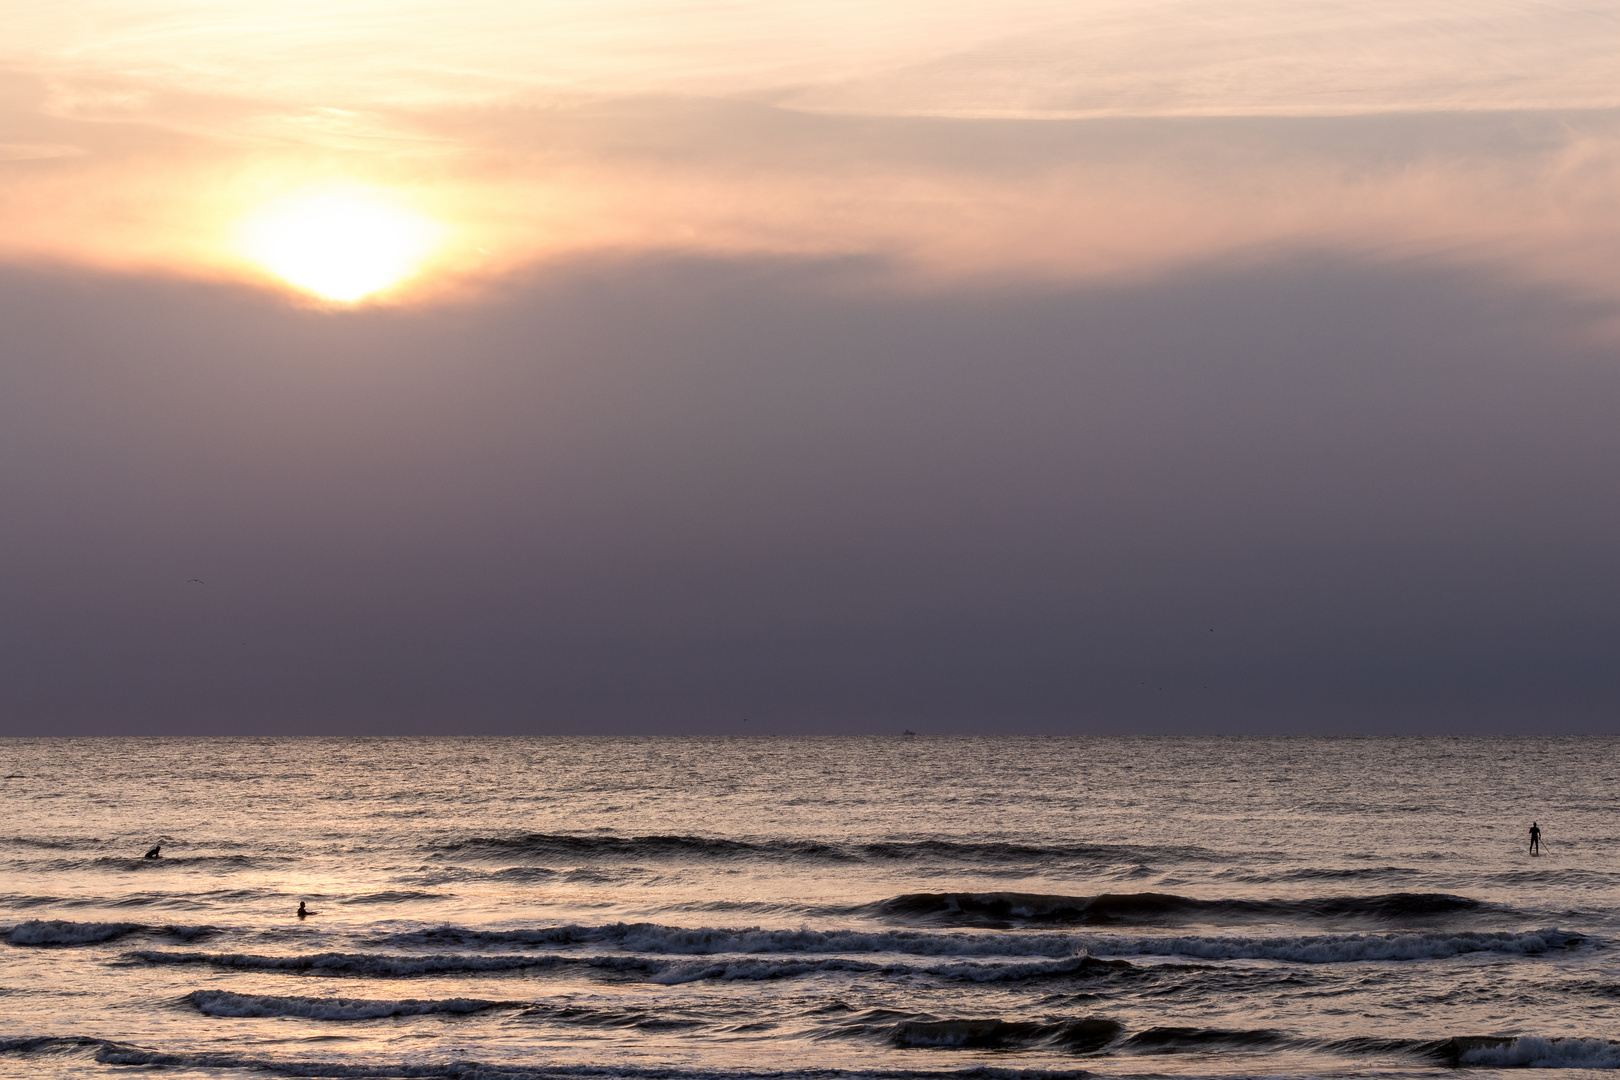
[239,189,442,302]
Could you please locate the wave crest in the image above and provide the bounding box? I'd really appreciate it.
[123,948,1136,983]
[1444,1036,1620,1069]
[870,890,1488,927]
[6,920,214,946]
[375,923,1100,958]
[425,833,1203,866]
[1078,928,1582,963]
[890,1018,1123,1051]
[373,919,1577,965]
[185,990,511,1020]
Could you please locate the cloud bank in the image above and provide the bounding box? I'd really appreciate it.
[1,254,1616,733]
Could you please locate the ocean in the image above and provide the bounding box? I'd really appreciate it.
[1,736,1616,1079]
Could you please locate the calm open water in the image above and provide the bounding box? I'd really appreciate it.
[2,736,1617,1079]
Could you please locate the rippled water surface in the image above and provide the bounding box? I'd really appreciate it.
[2,736,1617,1079]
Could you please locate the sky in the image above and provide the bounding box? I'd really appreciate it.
[2,0,1619,735]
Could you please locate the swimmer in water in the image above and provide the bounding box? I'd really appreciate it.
[143,844,161,859]
[297,901,309,918]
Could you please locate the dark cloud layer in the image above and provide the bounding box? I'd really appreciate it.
[1,255,1617,734]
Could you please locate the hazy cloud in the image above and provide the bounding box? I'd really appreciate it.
[2,254,1617,733]
[4,70,1620,309]
[3,0,1617,735]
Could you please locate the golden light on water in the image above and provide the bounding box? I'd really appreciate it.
[239,190,443,302]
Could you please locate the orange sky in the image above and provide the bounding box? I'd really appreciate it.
[2,0,1619,302]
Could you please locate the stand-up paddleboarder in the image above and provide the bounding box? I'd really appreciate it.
[1529,822,1541,855]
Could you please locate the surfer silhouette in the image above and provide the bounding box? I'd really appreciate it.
[1529,822,1541,855]
[143,844,161,859]
[297,901,310,918]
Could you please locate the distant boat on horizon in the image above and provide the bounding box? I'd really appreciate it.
[902,729,917,738]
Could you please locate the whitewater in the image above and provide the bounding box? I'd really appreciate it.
[1,736,1617,1079]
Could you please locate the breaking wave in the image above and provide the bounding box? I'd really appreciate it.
[1120,1026,1287,1052]
[338,891,447,906]
[375,923,1103,957]
[1442,1036,1620,1069]
[869,890,1491,927]
[185,989,513,1020]
[0,1037,1101,1079]
[124,948,1138,984]
[0,836,104,850]
[9,1031,1620,1073]
[519,1003,707,1031]
[1073,927,1583,963]
[429,833,850,861]
[651,954,1135,986]
[888,1018,1122,1051]
[865,1023,1620,1065]
[89,854,292,870]
[124,950,641,977]
[371,920,1580,964]
[425,833,1207,866]
[6,920,215,946]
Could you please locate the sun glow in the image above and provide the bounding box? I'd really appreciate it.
[240,190,442,302]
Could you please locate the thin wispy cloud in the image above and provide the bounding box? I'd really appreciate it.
[3,1,1619,301]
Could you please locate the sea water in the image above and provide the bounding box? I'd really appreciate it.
[1,736,1616,1079]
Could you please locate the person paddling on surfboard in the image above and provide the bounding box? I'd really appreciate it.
[143,844,161,859]
[1529,822,1541,855]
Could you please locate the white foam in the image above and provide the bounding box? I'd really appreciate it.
[1457,1037,1620,1069]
